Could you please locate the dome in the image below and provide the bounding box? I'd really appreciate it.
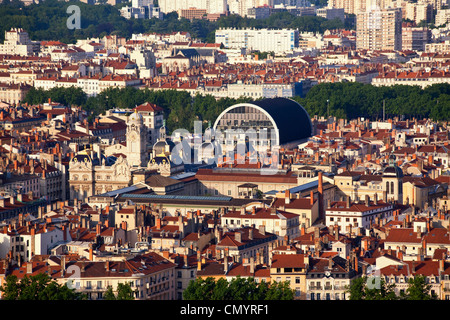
[213,97,312,147]
[383,154,403,178]
[153,139,175,156]
[128,110,143,124]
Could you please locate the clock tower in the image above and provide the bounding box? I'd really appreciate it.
[126,109,147,167]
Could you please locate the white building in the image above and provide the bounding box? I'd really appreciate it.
[0,222,70,263]
[325,199,394,232]
[0,28,34,56]
[316,7,345,21]
[158,0,227,14]
[120,0,162,19]
[215,28,299,54]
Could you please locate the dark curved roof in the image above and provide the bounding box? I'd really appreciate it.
[249,97,312,145]
[383,153,403,178]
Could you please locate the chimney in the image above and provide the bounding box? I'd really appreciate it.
[249,228,253,240]
[89,243,93,261]
[250,256,255,274]
[310,191,314,206]
[285,189,291,204]
[259,225,265,235]
[365,195,370,207]
[346,196,351,208]
[27,262,33,274]
[224,255,228,274]
[235,231,242,243]
[156,218,161,229]
[61,256,66,276]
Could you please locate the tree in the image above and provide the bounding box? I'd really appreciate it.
[347,276,397,300]
[403,275,437,300]
[102,283,136,300]
[0,274,86,300]
[116,282,136,300]
[183,276,294,300]
[103,286,116,300]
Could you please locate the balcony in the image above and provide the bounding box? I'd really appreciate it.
[308,285,322,290]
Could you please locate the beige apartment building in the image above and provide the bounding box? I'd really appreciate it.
[356,7,403,51]
[270,253,308,300]
[7,252,177,300]
[0,83,31,106]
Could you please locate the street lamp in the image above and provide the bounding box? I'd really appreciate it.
[327,99,330,119]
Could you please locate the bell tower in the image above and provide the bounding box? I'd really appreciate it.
[126,109,147,167]
[382,153,403,204]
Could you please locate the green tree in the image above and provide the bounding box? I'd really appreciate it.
[103,285,116,300]
[115,282,136,300]
[347,276,397,300]
[0,274,85,300]
[404,275,437,300]
[183,276,294,300]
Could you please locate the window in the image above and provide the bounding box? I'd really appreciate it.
[295,277,300,284]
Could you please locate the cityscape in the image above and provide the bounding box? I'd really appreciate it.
[0,0,449,308]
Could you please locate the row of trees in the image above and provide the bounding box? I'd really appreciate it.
[23,86,253,133]
[292,82,450,121]
[183,276,295,300]
[0,0,350,44]
[348,275,437,300]
[0,273,437,300]
[23,82,450,134]
[0,273,135,300]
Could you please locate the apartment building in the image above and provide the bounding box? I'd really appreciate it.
[306,254,359,300]
[356,7,402,51]
[158,0,226,14]
[435,8,450,26]
[220,205,301,241]
[0,218,69,263]
[402,25,430,51]
[0,83,32,106]
[8,252,177,300]
[0,28,34,56]
[215,28,299,54]
[316,7,345,21]
[325,198,394,232]
[215,226,278,264]
[270,253,308,299]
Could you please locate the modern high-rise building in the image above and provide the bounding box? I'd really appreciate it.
[158,0,227,15]
[356,7,402,51]
[402,24,430,51]
[435,8,450,26]
[215,28,299,53]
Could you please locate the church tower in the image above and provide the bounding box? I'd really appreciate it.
[126,109,147,167]
[382,153,403,204]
